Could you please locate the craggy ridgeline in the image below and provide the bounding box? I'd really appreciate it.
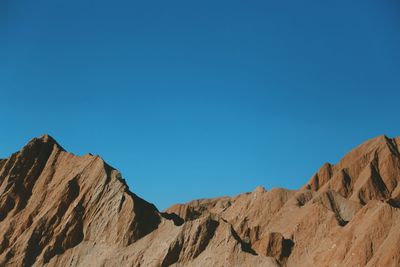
[0,135,400,266]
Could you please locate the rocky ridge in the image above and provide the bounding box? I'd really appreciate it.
[0,134,399,266]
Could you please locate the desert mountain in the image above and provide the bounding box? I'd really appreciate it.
[0,134,400,266]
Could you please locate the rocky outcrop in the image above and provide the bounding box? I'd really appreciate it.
[0,134,400,266]
[305,135,400,204]
[0,135,161,266]
[257,232,293,263]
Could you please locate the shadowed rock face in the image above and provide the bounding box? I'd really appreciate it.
[1,135,400,266]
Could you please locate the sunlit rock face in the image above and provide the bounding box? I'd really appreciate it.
[0,134,400,267]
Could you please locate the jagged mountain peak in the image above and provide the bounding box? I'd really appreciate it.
[1,135,400,266]
[0,136,161,266]
[306,135,400,204]
[25,134,64,151]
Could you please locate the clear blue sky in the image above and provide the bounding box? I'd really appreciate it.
[1,0,399,210]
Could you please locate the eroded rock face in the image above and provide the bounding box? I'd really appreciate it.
[257,232,293,263]
[0,134,400,266]
[0,135,161,266]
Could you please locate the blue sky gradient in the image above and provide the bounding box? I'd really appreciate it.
[1,0,400,209]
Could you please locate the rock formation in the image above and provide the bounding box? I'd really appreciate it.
[0,134,399,266]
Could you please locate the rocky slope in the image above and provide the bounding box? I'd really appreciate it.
[0,134,400,266]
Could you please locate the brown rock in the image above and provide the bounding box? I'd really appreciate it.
[0,135,160,266]
[0,134,400,266]
[257,232,293,262]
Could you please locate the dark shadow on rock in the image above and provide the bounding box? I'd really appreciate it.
[387,198,400,208]
[281,238,294,259]
[161,240,182,267]
[161,212,184,226]
[230,225,257,255]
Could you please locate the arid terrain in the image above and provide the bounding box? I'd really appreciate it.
[0,134,400,266]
